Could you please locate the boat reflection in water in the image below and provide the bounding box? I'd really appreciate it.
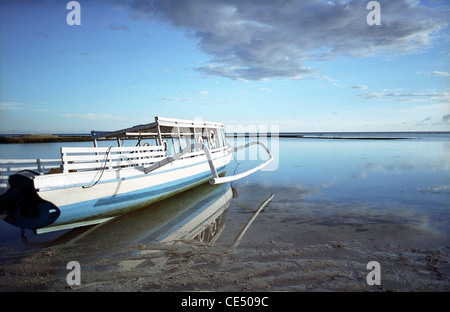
[59,182,234,247]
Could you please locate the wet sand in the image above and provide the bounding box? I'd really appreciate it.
[1,184,448,292]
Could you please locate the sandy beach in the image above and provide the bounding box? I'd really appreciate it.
[1,184,448,292]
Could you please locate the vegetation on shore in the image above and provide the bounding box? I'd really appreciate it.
[0,134,92,144]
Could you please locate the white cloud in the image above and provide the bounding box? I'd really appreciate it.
[126,0,449,81]
[0,101,23,111]
[351,85,368,90]
[430,71,450,77]
[320,76,339,83]
[60,113,125,121]
[358,91,450,103]
[358,92,383,99]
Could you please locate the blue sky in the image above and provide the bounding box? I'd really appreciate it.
[0,0,449,133]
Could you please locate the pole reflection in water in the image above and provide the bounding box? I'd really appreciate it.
[230,193,274,250]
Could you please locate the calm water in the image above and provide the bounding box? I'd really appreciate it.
[0,133,449,252]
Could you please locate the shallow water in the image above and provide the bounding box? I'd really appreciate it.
[0,134,449,249]
[234,135,450,235]
[0,134,449,291]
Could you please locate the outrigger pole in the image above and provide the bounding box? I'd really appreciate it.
[211,141,273,185]
[144,142,273,185]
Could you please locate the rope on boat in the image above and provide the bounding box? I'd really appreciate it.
[82,146,113,189]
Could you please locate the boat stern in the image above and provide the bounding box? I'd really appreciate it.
[0,170,60,230]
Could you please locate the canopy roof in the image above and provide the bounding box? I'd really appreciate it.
[90,116,224,140]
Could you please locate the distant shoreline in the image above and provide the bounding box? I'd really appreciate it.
[0,134,92,144]
[1,131,448,143]
[230,133,410,140]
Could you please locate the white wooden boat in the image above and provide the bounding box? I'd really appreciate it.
[0,116,273,234]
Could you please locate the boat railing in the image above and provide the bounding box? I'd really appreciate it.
[60,145,166,173]
[0,158,62,194]
[176,145,229,159]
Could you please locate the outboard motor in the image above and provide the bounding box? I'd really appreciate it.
[0,170,60,230]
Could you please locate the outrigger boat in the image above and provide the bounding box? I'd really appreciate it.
[0,117,273,234]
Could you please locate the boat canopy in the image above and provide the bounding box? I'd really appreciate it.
[89,116,227,151]
[91,116,224,141]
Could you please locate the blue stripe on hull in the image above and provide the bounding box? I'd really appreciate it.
[48,166,226,228]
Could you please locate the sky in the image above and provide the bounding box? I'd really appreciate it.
[0,0,449,133]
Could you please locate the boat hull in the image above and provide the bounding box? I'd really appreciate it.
[2,151,231,233]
